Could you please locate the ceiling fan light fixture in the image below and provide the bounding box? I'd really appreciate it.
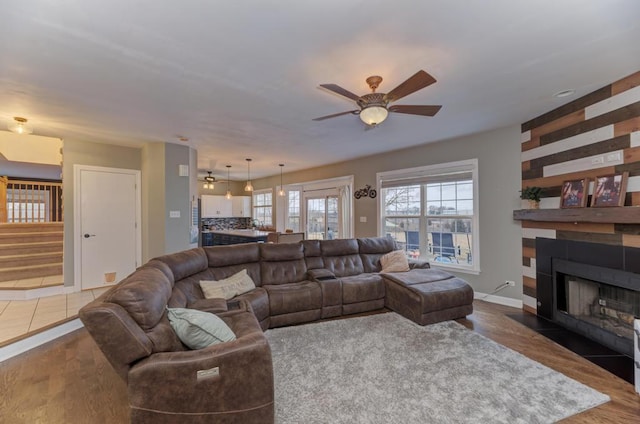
[203,171,215,190]
[359,106,388,126]
[8,117,33,135]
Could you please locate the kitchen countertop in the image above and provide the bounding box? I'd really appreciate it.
[202,229,271,238]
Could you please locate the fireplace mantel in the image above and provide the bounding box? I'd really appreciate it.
[513,207,640,224]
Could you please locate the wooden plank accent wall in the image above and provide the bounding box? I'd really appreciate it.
[520,70,640,313]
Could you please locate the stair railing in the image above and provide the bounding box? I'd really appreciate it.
[4,179,63,223]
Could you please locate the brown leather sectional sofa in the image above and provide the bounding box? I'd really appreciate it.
[80,236,474,424]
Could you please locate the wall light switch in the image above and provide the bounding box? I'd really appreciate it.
[360,216,367,223]
[169,211,180,218]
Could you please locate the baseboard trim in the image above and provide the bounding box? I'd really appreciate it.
[0,284,66,301]
[474,292,523,309]
[0,319,84,363]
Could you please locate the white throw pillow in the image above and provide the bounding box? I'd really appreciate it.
[380,250,410,273]
[166,307,236,350]
[200,269,256,300]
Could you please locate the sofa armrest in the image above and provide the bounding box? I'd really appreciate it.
[408,258,431,269]
[187,297,229,314]
[306,269,341,317]
[127,311,273,417]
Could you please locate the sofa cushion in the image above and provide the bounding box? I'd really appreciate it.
[103,267,185,353]
[153,248,208,282]
[167,307,236,349]
[200,269,256,300]
[320,239,364,277]
[235,287,270,326]
[358,236,396,273]
[206,243,261,267]
[380,250,410,273]
[260,243,307,285]
[105,267,172,331]
[302,240,324,270]
[264,281,322,315]
[341,273,386,304]
[206,244,262,287]
[260,242,304,261]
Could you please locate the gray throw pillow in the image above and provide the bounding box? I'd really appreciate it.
[167,307,236,349]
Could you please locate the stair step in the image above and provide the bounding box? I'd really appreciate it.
[0,241,63,255]
[0,252,63,268]
[0,263,63,283]
[0,232,63,244]
[0,223,64,234]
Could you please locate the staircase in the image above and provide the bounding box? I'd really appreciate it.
[0,223,63,284]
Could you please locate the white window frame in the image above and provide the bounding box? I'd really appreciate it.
[252,189,273,226]
[284,187,302,232]
[377,159,480,274]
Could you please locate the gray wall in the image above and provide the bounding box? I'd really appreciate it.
[62,139,142,287]
[252,125,523,299]
[141,143,197,260]
[163,143,194,254]
[141,142,166,261]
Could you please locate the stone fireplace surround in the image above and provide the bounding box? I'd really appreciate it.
[536,238,640,358]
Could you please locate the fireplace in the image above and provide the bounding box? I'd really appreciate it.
[553,258,639,357]
[536,238,640,358]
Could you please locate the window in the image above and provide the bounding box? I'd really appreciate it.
[378,159,479,273]
[252,190,273,226]
[286,189,301,231]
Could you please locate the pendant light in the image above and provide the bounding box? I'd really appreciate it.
[225,165,232,199]
[8,117,33,135]
[203,171,215,190]
[244,158,253,192]
[278,164,285,196]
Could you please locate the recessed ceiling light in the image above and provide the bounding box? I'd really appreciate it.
[553,89,575,98]
[178,136,189,142]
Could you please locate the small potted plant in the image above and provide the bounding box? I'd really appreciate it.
[520,186,542,209]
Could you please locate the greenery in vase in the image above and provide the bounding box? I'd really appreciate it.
[520,186,542,202]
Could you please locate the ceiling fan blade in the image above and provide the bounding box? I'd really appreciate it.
[388,104,442,116]
[319,84,361,101]
[312,110,360,121]
[384,70,437,103]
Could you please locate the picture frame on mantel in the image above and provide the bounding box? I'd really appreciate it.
[560,178,589,208]
[592,171,629,207]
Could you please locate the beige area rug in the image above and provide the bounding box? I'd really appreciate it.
[266,313,610,424]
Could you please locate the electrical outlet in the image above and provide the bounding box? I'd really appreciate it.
[505,280,515,287]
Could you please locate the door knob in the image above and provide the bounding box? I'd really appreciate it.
[83,233,96,238]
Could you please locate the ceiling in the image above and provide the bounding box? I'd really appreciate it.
[2,0,640,181]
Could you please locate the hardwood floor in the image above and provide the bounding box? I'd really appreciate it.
[0,300,638,423]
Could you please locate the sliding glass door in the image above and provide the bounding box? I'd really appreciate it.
[306,196,339,240]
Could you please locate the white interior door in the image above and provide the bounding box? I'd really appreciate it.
[75,166,140,290]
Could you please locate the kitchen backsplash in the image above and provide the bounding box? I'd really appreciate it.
[202,217,252,230]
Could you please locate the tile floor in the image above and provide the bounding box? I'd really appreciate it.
[0,279,110,344]
[0,274,65,289]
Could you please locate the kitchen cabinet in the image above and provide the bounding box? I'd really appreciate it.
[201,195,232,217]
[232,196,251,217]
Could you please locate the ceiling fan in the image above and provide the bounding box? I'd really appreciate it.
[313,70,442,127]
